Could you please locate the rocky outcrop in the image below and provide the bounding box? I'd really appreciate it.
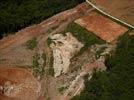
[50,32,84,77]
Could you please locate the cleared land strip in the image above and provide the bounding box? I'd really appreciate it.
[0,3,91,55]
[75,12,128,42]
[86,0,134,29]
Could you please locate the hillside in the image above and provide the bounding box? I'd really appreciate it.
[0,0,84,39]
[0,1,134,100]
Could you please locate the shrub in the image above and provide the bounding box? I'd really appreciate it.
[26,37,37,50]
[32,53,45,78]
[47,37,53,46]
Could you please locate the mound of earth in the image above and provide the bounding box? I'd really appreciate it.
[0,66,41,100]
[50,32,84,77]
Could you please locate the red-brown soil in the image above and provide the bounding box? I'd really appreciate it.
[0,1,127,99]
[0,3,90,55]
[0,65,41,100]
[0,2,91,66]
[89,0,134,26]
[75,12,128,42]
[0,3,92,100]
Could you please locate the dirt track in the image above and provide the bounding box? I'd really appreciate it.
[0,2,122,100]
[0,2,91,67]
[0,2,90,55]
[89,0,134,26]
[0,2,92,100]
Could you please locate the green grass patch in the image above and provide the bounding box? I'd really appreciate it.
[32,53,45,78]
[58,86,68,94]
[42,53,46,66]
[47,37,53,46]
[26,37,38,50]
[48,53,54,76]
[63,22,105,56]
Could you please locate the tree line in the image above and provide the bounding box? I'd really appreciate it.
[72,33,134,100]
[0,0,84,39]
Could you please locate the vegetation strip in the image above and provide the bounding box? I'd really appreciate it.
[63,22,105,57]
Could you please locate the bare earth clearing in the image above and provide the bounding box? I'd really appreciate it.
[0,3,92,100]
[0,66,40,100]
[75,12,128,42]
[0,2,129,100]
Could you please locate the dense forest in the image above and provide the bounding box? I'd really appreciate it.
[0,0,84,39]
[72,33,134,100]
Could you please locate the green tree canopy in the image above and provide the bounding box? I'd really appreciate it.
[72,33,134,100]
[0,0,84,38]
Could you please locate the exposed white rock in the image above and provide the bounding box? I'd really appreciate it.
[64,72,86,97]
[50,32,84,77]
